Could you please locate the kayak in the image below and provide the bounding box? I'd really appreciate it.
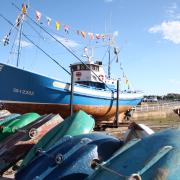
[0,112,40,141]
[0,114,63,175]
[20,110,95,169]
[0,114,20,126]
[0,110,11,118]
[16,133,123,180]
[87,128,180,180]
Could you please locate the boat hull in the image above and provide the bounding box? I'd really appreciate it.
[87,128,180,180]
[16,133,123,180]
[0,101,132,121]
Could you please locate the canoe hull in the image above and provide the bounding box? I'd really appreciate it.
[16,133,123,180]
[0,114,63,174]
[88,128,180,180]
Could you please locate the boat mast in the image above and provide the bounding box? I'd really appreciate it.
[108,37,111,78]
[16,22,23,67]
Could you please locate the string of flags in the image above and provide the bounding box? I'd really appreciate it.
[20,3,111,41]
[119,62,130,88]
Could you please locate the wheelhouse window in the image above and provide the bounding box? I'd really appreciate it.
[71,64,99,71]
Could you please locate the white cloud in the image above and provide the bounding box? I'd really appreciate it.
[169,79,180,86]
[16,40,32,48]
[149,21,180,44]
[53,35,80,48]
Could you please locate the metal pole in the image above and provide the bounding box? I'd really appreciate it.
[114,79,119,127]
[70,67,74,116]
[17,23,23,67]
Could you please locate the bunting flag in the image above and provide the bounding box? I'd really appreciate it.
[35,11,42,21]
[125,79,129,85]
[96,34,101,39]
[101,34,106,40]
[76,30,80,35]
[3,34,10,46]
[88,32,94,40]
[28,7,112,41]
[21,4,27,14]
[64,25,70,33]
[46,16,52,25]
[16,14,22,27]
[56,21,61,30]
[81,31,86,38]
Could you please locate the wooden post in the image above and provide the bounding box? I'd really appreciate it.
[114,79,119,127]
[70,68,74,116]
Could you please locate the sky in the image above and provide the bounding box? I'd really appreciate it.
[0,0,180,95]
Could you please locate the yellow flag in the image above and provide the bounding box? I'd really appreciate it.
[125,79,129,85]
[56,21,60,30]
[22,4,27,14]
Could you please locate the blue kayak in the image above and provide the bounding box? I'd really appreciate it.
[16,133,123,180]
[87,128,180,180]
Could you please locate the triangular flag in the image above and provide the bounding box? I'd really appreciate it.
[46,16,52,26]
[35,11,42,21]
[16,14,22,27]
[96,34,101,39]
[64,25,70,33]
[88,32,94,40]
[21,4,27,14]
[101,34,106,40]
[56,21,61,30]
[81,31,86,38]
[125,78,129,85]
[77,30,80,35]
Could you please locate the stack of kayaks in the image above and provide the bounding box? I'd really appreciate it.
[0,114,63,174]
[1,109,179,180]
[16,133,123,180]
[20,110,95,169]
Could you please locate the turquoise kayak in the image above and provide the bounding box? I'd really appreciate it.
[20,110,95,169]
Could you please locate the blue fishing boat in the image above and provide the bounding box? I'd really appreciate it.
[16,133,123,180]
[0,5,143,122]
[87,128,180,180]
[0,62,143,121]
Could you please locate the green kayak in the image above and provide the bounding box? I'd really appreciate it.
[20,110,95,169]
[0,112,40,141]
[0,114,20,126]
